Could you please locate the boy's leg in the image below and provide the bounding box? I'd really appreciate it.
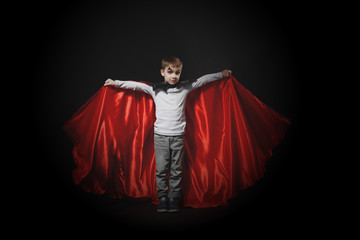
[168,135,185,199]
[154,134,171,199]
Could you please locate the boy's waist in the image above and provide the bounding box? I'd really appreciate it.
[154,121,186,136]
[154,133,184,137]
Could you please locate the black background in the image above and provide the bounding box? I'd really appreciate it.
[11,0,320,235]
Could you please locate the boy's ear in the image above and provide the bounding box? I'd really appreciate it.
[160,68,165,76]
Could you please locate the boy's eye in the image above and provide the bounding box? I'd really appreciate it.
[175,71,181,75]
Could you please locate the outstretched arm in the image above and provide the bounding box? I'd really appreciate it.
[191,69,231,89]
[104,78,154,96]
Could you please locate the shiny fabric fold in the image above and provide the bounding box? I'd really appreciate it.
[63,76,290,207]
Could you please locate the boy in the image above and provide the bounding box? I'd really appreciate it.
[104,56,231,212]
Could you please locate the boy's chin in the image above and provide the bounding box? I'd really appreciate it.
[167,81,179,85]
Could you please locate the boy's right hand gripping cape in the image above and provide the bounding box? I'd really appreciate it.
[63,76,290,207]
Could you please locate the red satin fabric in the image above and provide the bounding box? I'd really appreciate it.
[63,76,290,207]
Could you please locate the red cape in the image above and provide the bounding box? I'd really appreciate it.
[63,76,290,207]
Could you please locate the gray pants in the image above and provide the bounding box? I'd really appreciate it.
[154,133,185,199]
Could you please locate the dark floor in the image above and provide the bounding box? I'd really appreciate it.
[26,167,309,235]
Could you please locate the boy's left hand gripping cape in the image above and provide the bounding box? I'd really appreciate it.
[63,76,290,207]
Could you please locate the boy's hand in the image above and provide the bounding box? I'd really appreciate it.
[104,78,116,87]
[221,69,232,78]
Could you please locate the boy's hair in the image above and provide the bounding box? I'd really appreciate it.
[161,56,183,69]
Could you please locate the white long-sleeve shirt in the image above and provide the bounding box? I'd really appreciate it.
[115,72,223,136]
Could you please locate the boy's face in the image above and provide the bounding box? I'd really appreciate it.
[161,66,182,85]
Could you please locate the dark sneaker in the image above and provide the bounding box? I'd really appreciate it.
[168,198,180,213]
[157,196,168,213]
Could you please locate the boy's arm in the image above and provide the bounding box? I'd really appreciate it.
[191,70,231,89]
[104,79,154,96]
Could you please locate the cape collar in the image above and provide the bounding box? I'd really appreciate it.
[152,79,194,92]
